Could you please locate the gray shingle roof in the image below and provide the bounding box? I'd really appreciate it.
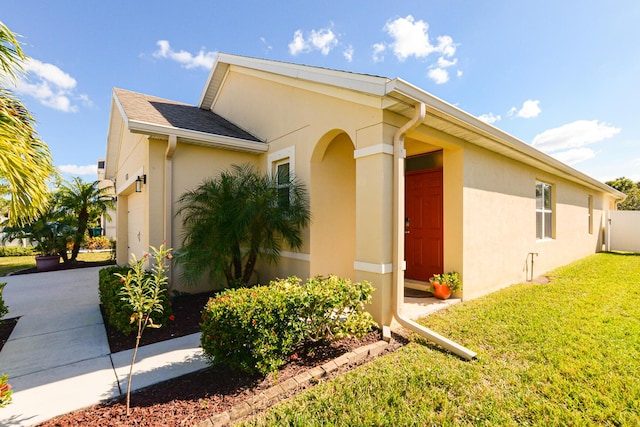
[114,88,262,142]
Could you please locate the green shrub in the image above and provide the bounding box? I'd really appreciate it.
[289,275,377,342]
[98,265,172,335]
[0,282,8,320]
[0,246,36,257]
[200,275,376,375]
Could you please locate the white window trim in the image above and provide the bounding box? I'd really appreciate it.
[536,181,554,240]
[587,195,595,235]
[268,146,295,178]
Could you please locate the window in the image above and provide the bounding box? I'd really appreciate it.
[275,160,290,208]
[536,181,553,239]
[268,147,295,208]
[588,195,593,234]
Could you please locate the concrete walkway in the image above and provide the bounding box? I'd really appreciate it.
[0,267,208,427]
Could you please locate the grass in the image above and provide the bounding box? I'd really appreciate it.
[0,251,113,277]
[242,252,640,426]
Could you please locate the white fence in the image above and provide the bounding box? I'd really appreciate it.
[606,210,640,253]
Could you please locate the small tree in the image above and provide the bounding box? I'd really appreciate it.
[177,163,310,288]
[606,177,640,210]
[115,243,172,416]
[56,178,114,263]
[1,196,72,260]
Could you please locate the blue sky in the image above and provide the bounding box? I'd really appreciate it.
[3,0,640,183]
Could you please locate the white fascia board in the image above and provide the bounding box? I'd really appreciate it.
[127,119,268,154]
[200,53,389,110]
[387,79,625,200]
[104,93,128,180]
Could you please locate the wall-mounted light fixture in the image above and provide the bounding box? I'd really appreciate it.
[135,174,147,193]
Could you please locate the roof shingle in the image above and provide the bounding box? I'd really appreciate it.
[114,88,261,142]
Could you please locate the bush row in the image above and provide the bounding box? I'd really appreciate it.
[200,275,377,375]
[98,265,173,335]
[0,246,36,257]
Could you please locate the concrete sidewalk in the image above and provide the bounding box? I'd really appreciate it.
[0,267,208,427]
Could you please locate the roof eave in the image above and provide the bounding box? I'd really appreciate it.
[386,79,626,200]
[128,119,268,154]
[199,53,389,110]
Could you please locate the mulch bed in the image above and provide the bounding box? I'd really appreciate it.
[11,262,408,426]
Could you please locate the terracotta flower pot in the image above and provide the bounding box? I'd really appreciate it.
[431,282,451,300]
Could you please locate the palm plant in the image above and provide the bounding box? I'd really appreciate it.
[0,21,55,226]
[56,178,114,263]
[1,195,72,260]
[177,163,311,287]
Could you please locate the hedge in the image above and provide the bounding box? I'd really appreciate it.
[200,275,377,375]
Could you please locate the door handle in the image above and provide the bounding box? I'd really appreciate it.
[405,230,410,234]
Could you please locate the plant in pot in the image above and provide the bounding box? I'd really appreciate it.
[429,272,462,300]
[2,205,72,271]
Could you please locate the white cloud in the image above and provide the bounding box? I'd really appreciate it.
[57,164,98,176]
[477,113,501,124]
[532,120,621,152]
[372,43,386,62]
[457,70,463,78]
[343,45,354,62]
[518,100,541,118]
[24,58,76,89]
[288,30,307,55]
[427,67,449,84]
[153,40,216,69]
[310,29,338,55]
[12,58,87,113]
[288,27,338,56]
[550,147,596,165]
[437,57,457,68]
[383,15,456,61]
[260,37,273,54]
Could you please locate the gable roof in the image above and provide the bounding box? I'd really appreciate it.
[199,53,624,200]
[114,88,261,142]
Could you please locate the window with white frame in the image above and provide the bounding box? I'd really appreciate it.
[268,147,295,208]
[536,181,553,239]
[587,195,593,234]
[274,159,290,208]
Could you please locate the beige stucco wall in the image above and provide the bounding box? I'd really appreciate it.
[113,127,150,263]
[460,143,610,299]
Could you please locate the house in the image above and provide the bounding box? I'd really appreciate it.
[104,53,625,332]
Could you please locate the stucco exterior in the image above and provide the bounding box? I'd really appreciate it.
[104,53,624,327]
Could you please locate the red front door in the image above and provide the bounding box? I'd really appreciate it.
[405,168,443,281]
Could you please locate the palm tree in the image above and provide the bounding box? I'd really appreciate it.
[177,163,311,287]
[56,178,114,263]
[0,21,55,225]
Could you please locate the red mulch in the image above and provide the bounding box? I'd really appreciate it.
[8,262,406,427]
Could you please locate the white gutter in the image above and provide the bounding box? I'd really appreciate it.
[392,102,476,361]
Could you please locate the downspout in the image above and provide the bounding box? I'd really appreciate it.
[165,135,177,286]
[392,102,476,360]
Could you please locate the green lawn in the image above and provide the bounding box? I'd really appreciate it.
[0,251,113,277]
[243,253,640,426]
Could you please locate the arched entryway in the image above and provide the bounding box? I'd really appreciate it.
[310,130,356,279]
